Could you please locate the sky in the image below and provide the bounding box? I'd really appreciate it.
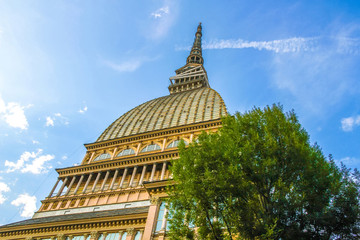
[0,0,360,224]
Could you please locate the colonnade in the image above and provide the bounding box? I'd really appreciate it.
[48,162,169,198]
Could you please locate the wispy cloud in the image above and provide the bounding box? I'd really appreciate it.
[0,182,10,204]
[78,106,88,114]
[341,115,360,132]
[0,95,30,130]
[337,156,360,168]
[151,6,169,19]
[177,36,360,54]
[104,59,142,72]
[45,113,69,127]
[4,149,54,174]
[147,1,178,39]
[202,37,318,53]
[103,56,159,73]
[11,193,36,218]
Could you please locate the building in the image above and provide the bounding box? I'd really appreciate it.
[0,23,227,240]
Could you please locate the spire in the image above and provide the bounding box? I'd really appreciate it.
[186,22,203,65]
[168,23,209,94]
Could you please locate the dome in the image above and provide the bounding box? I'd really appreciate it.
[97,87,227,142]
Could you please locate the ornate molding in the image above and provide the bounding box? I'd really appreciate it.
[90,231,99,239]
[57,234,65,240]
[0,218,147,237]
[150,196,160,205]
[126,228,135,236]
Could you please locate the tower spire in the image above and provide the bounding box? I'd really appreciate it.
[186,22,203,65]
[168,23,209,94]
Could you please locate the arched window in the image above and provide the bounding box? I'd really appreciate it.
[117,148,135,157]
[166,140,180,149]
[140,144,161,153]
[166,139,188,149]
[93,153,111,161]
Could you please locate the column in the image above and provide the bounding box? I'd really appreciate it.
[150,163,157,181]
[161,207,169,230]
[100,170,110,191]
[65,176,77,195]
[88,152,95,164]
[109,169,119,190]
[160,162,167,180]
[139,230,144,240]
[143,197,161,239]
[119,167,129,188]
[118,231,124,240]
[91,172,102,192]
[139,165,148,185]
[48,178,60,198]
[111,147,117,160]
[162,139,167,151]
[129,166,138,187]
[73,174,85,195]
[82,173,93,194]
[56,177,69,197]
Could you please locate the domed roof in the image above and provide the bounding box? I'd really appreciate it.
[97,87,227,142]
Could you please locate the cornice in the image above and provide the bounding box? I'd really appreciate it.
[0,213,147,238]
[56,150,179,177]
[85,119,222,150]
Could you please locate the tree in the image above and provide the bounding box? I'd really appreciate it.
[167,104,360,240]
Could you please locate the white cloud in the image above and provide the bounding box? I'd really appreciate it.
[45,113,69,127]
[147,1,178,39]
[0,182,10,204]
[78,106,88,114]
[11,193,37,218]
[151,6,169,19]
[341,115,360,132]
[4,149,54,174]
[0,95,29,130]
[45,116,54,127]
[62,155,68,160]
[32,140,39,144]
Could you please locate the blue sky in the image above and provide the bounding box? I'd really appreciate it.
[0,0,360,224]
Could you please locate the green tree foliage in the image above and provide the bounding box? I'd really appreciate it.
[167,104,360,240]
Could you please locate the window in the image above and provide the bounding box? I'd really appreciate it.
[166,140,180,149]
[155,202,166,232]
[105,233,120,240]
[140,144,161,153]
[117,148,135,157]
[133,231,141,240]
[120,232,127,240]
[94,153,111,161]
[167,140,188,149]
[72,236,85,240]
